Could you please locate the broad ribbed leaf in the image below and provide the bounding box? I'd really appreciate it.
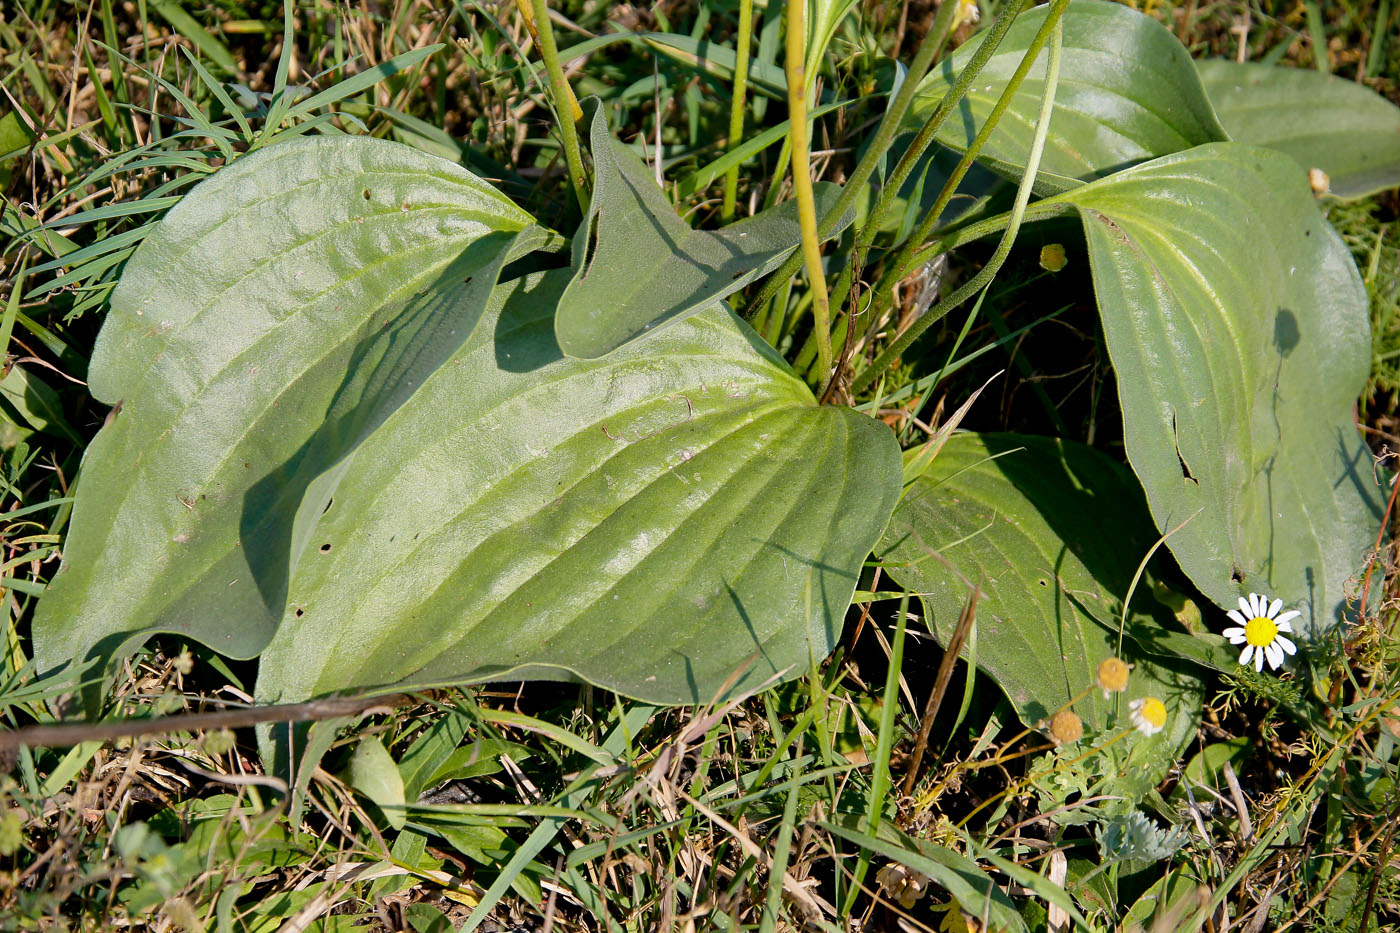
[1046,143,1384,635]
[879,432,1200,762]
[255,269,901,707]
[556,104,848,359]
[33,136,535,684]
[909,0,1226,193]
[1196,59,1400,199]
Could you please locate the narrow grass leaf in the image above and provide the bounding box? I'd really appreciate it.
[822,818,1028,932]
[148,0,239,74]
[283,46,443,123]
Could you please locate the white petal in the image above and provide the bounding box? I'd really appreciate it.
[1227,609,1247,625]
[1267,598,1282,618]
[1239,645,1254,667]
[1253,593,1268,616]
[1277,634,1297,656]
[1255,648,1265,672]
[1265,642,1283,670]
[1239,596,1255,617]
[1224,628,1247,644]
[1276,619,1293,633]
[1276,610,1301,627]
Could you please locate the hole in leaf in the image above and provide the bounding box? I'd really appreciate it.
[1038,579,1048,587]
[294,607,305,618]
[1231,565,1245,584]
[320,543,332,553]
[362,189,371,200]
[322,498,333,515]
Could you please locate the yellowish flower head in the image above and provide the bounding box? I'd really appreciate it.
[1049,710,1084,745]
[1039,243,1068,272]
[1096,657,1130,695]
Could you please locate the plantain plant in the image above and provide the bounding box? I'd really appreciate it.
[29,0,1398,774]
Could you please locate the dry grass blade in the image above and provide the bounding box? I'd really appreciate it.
[900,586,979,799]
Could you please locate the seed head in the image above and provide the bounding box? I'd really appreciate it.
[1049,710,1084,745]
[1096,657,1130,696]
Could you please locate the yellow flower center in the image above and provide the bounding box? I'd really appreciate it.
[1139,697,1167,730]
[1245,616,1277,647]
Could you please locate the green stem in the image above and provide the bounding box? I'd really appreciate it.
[721,0,755,221]
[852,14,1064,396]
[785,0,832,384]
[527,0,588,211]
[883,0,1069,295]
[750,5,976,314]
[826,0,1023,327]
[843,596,908,915]
[796,196,1068,383]
[902,198,1070,272]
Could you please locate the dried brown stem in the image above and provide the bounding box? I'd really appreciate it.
[901,586,979,798]
[0,692,420,753]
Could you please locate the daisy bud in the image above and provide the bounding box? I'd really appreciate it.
[1049,710,1084,745]
[1039,243,1068,272]
[1096,657,1130,696]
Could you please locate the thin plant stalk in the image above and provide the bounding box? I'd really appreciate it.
[958,726,1133,830]
[788,0,1027,374]
[852,14,1065,396]
[825,0,1022,330]
[785,0,834,383]
[523,0,588,211]
[843,594,909,915]
[884,0,1070,294]
[749,3,982,314]
[721,0,754,221]
[758,736,805,933]
[898,198,1068,274]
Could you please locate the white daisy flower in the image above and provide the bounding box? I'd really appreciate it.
[1129,697,1167,736]
[1222,593,1299,673]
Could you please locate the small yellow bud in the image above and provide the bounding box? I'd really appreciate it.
[1096,657,1130,695]
[1039,243,1067,272]
[1048,710,1083,745]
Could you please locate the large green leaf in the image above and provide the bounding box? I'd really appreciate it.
[555,104,848,360]
[909,0,1226,193]
[1045,143,1383,635]
[32,136,535,684]
[255,268,900,707]
[879,432,1200,762]
[38,131,902,712]
[1196,59,1400,200]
